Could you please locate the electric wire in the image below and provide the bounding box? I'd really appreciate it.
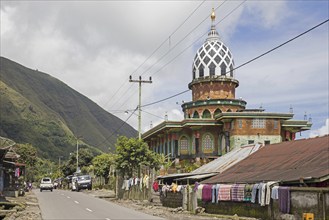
[94,106,138,148]
[95,10,329,147]
[138,18,329,109]
[113,0,234,113]
[104,0,207,111]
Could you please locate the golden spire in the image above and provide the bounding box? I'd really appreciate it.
[211,8,216,21]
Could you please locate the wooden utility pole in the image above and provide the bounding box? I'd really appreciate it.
[129,76,152,140]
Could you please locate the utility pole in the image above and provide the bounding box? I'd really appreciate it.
[129,75,152,140]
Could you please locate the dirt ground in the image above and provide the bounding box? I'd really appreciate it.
[1,189,257,220]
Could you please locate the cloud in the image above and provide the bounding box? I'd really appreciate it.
[310,118,329,137]
[1,1,328,139]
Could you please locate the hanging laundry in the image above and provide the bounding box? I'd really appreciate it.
[265,181,277,205]
[278,187,290,214]
[218,184,232,201]
[211,185,216,203]
[232,184,245,202]
[258,183,266,206]
[152,181,159,192]
[271,186,279,200]
[251,183,259,203]
[215,184,220,203]
[202,184,212,202]
[197,184,204,200]
[244,184,253,202]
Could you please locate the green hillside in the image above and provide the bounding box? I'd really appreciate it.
[0,57,136,160]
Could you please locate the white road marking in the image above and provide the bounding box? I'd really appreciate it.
[67,196,71,199]
[105,218,111,220]
[74,201,79,204]
[86,208,93,212]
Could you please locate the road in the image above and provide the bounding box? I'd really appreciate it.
[34,189,163,220]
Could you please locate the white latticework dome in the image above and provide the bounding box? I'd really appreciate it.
[192,11,235,79]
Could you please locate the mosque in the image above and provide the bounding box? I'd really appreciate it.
[142,9,312,164]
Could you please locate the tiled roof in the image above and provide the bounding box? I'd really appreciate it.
[202,135,329,184]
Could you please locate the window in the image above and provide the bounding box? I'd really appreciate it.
[202,109,211,118]
[193,111,199,119]
[238,119,242,128]
[274,120,278,129]
[220,63,227,75]
[199,65,204,77]
[179,136,189,154]
[209,62,216,76]
[202,134,214,153]
[252,118,266,128]
[214,109,222,117]
[264,140,271,145]
[231,120,234,130]
[248,140,254,144]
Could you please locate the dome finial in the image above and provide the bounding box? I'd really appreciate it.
[211,8,216,22]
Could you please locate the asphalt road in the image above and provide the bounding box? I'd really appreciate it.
[34,189,163,220]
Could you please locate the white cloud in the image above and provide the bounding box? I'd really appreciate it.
[310,118,329,137]
[1,1,328,139]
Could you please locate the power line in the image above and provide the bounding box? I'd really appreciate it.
[137,18,329,109]
[94,106,138,148]
[95,9,328,146]
[103,1,207,111]
[105,0,243,115]
[112,1,235,112]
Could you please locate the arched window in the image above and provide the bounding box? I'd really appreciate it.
[214,108,222,117]
[227,109,232,112]
[179,136,189,155]
[199,64,204,77]
[209,62,216,76]
[202,109,211,118]
[192,67,196,79]
[193,111,199,119]
[220,63,227,75]
[202,134,214,154]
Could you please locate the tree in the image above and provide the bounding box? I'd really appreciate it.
[92,153,115,184]
[115,136,160,176]
[61,148,94,176]
[13,143,37,167]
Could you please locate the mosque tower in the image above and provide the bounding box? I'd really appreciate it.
[182,9,247,119]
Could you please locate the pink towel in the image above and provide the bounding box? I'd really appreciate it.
[218,184,232,201]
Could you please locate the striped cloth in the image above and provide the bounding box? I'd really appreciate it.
[231,184,245,201]
[218,184,232,201]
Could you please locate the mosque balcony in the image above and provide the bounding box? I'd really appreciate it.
[188,75,239,89]
[182,98,247,111]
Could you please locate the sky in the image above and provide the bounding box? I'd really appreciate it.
[1,0,328,140]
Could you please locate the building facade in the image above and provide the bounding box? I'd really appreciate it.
[142,9,312,162]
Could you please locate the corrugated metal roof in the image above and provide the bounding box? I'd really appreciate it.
[175,173,217,181]
[202,135,329,184]
[191,143,263,174]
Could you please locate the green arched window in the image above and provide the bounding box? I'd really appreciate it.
[202,109,211,118]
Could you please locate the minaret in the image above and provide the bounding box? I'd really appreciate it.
[182,9,247,119]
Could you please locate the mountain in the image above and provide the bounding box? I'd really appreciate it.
[0,57,137,160]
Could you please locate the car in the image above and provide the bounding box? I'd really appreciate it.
[40,177,53,192]
[76,175,92,191]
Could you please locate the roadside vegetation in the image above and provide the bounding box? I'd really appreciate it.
[13,136,164,189]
